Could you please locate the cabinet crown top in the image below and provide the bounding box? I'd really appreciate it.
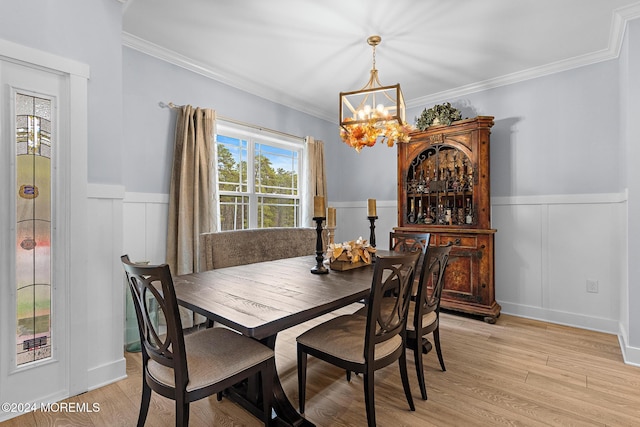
[409,115,494,137]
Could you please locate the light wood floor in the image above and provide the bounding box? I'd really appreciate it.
[4,306,640,426]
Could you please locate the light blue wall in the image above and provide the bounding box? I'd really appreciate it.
[0,0,123,186]
[1,0,639,363]
[326,59,622,202]
[454,61,621,197]
[122,47,336,194]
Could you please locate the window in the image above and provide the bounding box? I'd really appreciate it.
[15,93,53,365]
[215,123,302,231]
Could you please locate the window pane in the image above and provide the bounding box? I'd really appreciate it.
[255,143,298,195]
[258,197,299,228]
[217,135,247,192]
[219,195,249,231]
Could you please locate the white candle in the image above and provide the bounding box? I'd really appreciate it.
[314,196,326,218]
[367,199,377,217]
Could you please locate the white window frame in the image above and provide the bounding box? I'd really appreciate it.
[214,122,303,230]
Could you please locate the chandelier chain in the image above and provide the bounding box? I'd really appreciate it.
[372,43,376,70]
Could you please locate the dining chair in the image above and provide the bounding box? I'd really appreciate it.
[346,232,429,380]
[121,255,275,427]
[352,235,451,400]
[406,244,452,400]
[296,251,421,427]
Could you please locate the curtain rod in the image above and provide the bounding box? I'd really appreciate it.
[159,101,305,142]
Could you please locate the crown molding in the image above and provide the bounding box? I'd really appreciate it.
[122,32,335,123]
[408,4,640,109]
[123,4,640,124]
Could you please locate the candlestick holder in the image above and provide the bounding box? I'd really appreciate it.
[311,217,328,274]
[327,226,336,245]
[368,215,378,249]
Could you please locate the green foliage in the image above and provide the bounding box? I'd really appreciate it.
[217,144,298,230]
[415,102,462,131]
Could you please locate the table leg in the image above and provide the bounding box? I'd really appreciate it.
[262,335,315,427]
[223,334,314,426]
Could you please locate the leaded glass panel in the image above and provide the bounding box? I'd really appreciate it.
[15,93,52,366]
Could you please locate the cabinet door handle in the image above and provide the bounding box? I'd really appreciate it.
[453,238,461,246]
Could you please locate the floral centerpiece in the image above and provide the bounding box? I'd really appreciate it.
[340,117,413,153]
[415,102,462,131]
[327,237,377,270]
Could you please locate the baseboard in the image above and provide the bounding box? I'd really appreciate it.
[87,356,127,391]
[499,301,619,334]
[618,327,640,367]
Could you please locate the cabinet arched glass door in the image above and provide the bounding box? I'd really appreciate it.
[405,144,475,226]
[15,93,52,365]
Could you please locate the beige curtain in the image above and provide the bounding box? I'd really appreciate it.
[166,105,216,276]
[302,136,327,227]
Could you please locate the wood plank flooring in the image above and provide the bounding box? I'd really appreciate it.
[3,307,640,426]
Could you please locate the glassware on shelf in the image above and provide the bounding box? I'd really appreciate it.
[465,197,473,224]
[404,144,477,227]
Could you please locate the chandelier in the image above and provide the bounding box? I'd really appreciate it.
[339,35,412,152]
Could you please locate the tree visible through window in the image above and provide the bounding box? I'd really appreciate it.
[216,125,301,230]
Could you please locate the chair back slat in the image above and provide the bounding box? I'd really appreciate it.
[415,245,452,327]
[121,256,188,382]
[389,232,430,254]
[389,232,430,295]
[364,252,421,357]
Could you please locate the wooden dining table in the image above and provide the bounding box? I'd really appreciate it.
[172,255,380,427]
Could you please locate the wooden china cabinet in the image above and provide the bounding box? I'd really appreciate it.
[395,116,500,323]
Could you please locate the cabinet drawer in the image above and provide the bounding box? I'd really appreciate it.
[438,234,477,249]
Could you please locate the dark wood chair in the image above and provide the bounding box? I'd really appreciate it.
[407,244,452,400]
[352,234,451,400]
[296,252,421,427]
[347,232,430,380]
[121,255,275,427]
[389,232,431,295]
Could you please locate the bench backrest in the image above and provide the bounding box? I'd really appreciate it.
[199,227,320,271]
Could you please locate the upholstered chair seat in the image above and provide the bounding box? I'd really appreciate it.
[296,315,403,364]
[148,327,273,392]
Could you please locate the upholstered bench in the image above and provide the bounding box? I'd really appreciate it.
[199,227,321,271]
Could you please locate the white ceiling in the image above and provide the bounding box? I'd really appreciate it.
[122,0,640,123]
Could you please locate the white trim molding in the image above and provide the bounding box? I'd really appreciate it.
[408,5,640,109]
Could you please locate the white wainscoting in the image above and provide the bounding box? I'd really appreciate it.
[85,186,170,388]
[492,193,626,334]
[117,191,637,363]
[122,192,169,265]
[86,184,127,390]
[334,194,628,335]
[121,192,171,341]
